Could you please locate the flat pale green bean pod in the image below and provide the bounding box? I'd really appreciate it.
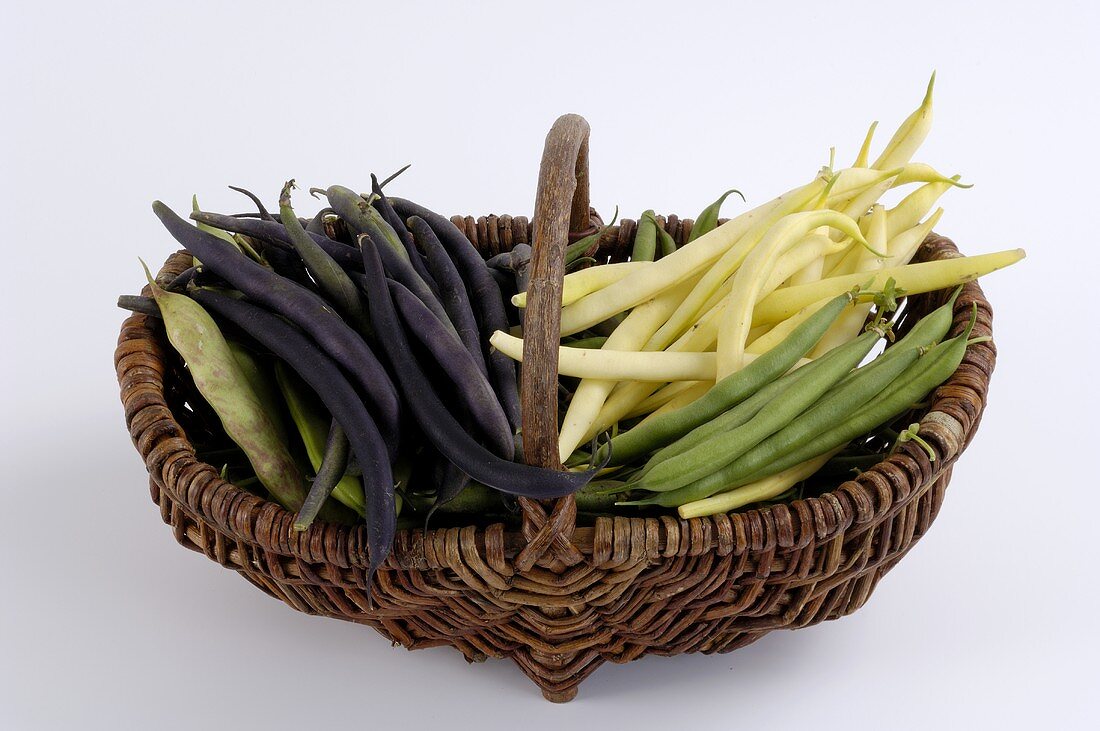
[142,262,306,510]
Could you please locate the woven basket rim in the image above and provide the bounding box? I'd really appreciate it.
[115,226,994,572]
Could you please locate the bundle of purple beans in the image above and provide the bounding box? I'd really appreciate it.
[119,178,598,579]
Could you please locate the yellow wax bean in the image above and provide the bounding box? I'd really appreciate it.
[634,381,712,427]
[582,381,664,444]
[677,449,841,518]
[491,331,723,381]
[786,226,835,287]
[829,164,960,214]
[826,206,945,279]
[751,249,1026,326]
[557,278,696,462]
[642,181,832,352]
[827,167,897,201]
[886,177,959,240]
[872,72,935,171]
[852,121,878,168]
[628,380,709,418]
[717,210,868,377]
[835,173,899,224]
[745,297,832,355]
[560,176,827,338]
[810,205,889,357]
[764,233,848,292]
[826,168,900,216]
[892,164,970,188]
[886,207,944,267]
[512,261,651,309]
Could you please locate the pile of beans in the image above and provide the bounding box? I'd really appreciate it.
[123,179,598,579]
[118,76,1024,572]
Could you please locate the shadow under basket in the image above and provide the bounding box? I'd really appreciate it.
[115,115,996,702]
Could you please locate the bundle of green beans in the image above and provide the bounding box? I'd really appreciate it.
[607,289,986,516]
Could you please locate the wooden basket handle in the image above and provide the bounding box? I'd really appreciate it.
[515,114,593,572]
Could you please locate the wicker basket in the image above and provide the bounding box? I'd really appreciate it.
[115,115,996,702]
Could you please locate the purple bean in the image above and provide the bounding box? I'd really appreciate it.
[408,215,487,377]
[359,232,596,499]
[189,287,395,586]
[389,197,521,432]
[387,278,513,459]
[190,211,363,271]
[153,201,400,454]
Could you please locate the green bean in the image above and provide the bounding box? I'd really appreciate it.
[761,307,975,472]
[626,297,941,502]
[596,358,822,495]
[142,261,306,511]
[278,180,371,334]
[566,256,599,271]
[190,195,264,268]
[564,207,618,265]
[833,284,961,390]
[638,306,977,508]
[641,352,832,472]
[689,189,744,242]
[293,420,352,531]
[424,481,501,515]
[192,195,251,256]
[225,339,288,446]
[319,184,410,263]
[656,220,677,258]
[641,282,956,472]
[274,361,366,517]
[632,210,657,262]
[654,336,916,494]
[599,290,855,467]
[733,328,972,487]
[642,294,959,499]
[633,329,883,493]
[573,482,623,513]
[676,449,838,518]
[566,336,609,349]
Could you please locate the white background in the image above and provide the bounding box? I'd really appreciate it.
[3,1,1097,728]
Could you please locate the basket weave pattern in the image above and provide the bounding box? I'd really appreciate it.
[116,219,994,700]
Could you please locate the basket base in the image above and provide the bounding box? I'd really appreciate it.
[542,687,578,703]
